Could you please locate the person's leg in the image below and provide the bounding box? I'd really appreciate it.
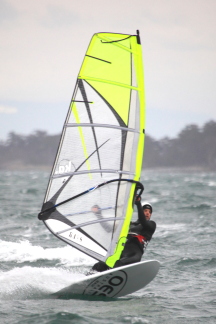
[114,242,142,268]
[92,260,109,272]
[86,260,109,275]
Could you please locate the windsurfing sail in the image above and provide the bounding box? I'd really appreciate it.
[38,30,145,268]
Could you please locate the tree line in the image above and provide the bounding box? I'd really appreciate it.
[144,120,216,170]
[0,131,59,169]
[0,121,215,170]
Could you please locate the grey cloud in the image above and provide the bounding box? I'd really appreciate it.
[0,0,18,24]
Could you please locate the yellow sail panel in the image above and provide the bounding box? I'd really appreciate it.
[78,33,139,125]
[78,80,132,125]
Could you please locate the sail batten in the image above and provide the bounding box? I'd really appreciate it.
[95,34,138,53]
[52,169,134,179]
[78,76,139,90]
[39,31,145,268]
[56,217,124,235]
[85,54,112,64]
[65,123,140,133]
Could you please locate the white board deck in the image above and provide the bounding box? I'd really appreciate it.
[52,260,160,299]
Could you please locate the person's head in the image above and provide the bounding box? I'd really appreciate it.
[142,203,152,220]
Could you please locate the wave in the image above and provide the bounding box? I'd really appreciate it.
[181,203,213,210]
[208,181,216,187]
[0,239,97,300]
[156,223,186,238]
[177,257,202,265]
[205,258,216,267]
[0,266,85,300]
[177,257,216,267]
[0,239,94,266]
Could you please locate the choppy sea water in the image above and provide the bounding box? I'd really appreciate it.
[0,169,215,324]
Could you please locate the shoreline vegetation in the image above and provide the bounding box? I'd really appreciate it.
[1,165,212,174]
[0,120,216,172]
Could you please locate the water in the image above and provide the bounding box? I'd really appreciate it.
[0,169,215,323]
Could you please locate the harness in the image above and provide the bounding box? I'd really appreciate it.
[131,234,146,243]
[128,232,149,252]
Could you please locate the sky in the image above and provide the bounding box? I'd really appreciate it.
[0,0,216,140]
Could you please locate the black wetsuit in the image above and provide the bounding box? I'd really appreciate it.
[91,201,156,272]
[114,200,156,268]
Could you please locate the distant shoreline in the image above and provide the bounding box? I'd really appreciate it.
[143,166,213,173]
[0,162,213,173]
[1,121,216,172]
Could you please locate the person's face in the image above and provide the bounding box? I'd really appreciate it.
[143,208,151,220]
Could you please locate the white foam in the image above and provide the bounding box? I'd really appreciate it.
[156,223,186,237]
[0,239,94,266]
[159,223,186,230]
[0,266,85,299]
[208,181,216,187]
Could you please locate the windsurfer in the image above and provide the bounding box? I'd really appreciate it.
[114,198,156,268]
[87,196,156,274]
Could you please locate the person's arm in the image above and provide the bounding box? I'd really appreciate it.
[130,220,140,226]
[130,194,142,225]
[91,205,112,232]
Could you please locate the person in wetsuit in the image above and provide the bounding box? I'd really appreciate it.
[114,199,156,267]
[87,197,156,274]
